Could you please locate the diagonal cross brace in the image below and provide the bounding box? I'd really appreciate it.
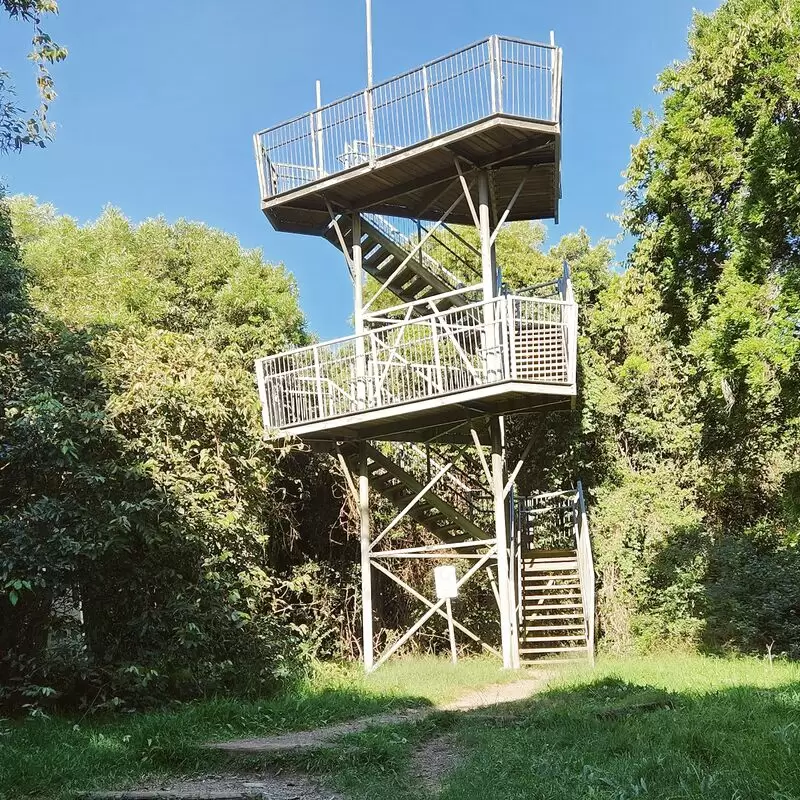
[371,545,497,671]
[372,560,500,658]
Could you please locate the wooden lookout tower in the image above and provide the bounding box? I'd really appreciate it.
[252,32,595,670]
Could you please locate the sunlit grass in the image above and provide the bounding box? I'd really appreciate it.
[315,653,800,800]
[6,654,798,800]
[0,655,513,800]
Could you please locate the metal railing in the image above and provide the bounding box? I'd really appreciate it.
[255,291,576,432]
[385,441,493,528]
[510,484,595,663]
[255,35,562,199]
[574,481,595,663]
[513,489,577,551]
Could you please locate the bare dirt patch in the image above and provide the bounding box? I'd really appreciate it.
[82,771,344,799]
[208,671,553,757]
[439,673,552,711]
[209,708,427,755]
[409,735,460,796]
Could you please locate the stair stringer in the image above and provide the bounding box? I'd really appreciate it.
[339,441,492,547]
[323,215,468,312]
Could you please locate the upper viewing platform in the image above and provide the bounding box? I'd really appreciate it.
[254,36,562,234]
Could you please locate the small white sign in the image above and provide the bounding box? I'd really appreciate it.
[434,565,458,600]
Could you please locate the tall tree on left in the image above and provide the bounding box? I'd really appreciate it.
[1,0,67,153]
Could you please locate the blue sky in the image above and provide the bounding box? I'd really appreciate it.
[0,1,719,340]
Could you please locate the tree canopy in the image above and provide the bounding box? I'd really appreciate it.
[1,0,66,153]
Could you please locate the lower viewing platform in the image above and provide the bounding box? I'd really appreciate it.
[256,291,577,442]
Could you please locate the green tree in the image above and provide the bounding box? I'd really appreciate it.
[0,198,317,709]
[623,0,800,525]
[1,1,66,152]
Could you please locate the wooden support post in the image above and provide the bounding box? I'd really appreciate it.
[359,440,373,672]
[491,417,514,669]
[446,598,457,665]
[352,214,367,410]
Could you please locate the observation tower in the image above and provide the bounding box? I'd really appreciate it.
[252,32,594,670]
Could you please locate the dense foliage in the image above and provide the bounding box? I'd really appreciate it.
[616,0,800,652]
[0,199,336,710]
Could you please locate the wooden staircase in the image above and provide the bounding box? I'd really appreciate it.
[323,215,467,312]
[518,548,589,660]
[343,442,491,545]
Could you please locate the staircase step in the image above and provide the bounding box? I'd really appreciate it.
[519,645,589,654]
[522,582,581,590]
[523,593,583,601]
[520,623,586,631]
[519,634,587,642]
[521,603,583,611]
[520,613,584,621]
[367,253,395,272]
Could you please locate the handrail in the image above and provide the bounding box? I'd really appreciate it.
[574,480,595,664]
[255,289,577,431]
[256,36,562,199]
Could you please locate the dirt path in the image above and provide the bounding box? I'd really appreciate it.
[84,672,553,800]
[209,673,552,756]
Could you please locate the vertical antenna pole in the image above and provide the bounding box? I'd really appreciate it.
[366,0,374,88]
[365,0,375,164]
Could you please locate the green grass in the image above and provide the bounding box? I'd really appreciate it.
[6,654,800,800]
[0,655,516,799]
[302,654,800,800]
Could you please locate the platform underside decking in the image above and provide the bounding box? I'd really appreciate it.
[262,116,560,235]
[272,380,575,443]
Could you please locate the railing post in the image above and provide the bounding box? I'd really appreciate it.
[493,35,503,114]
[574,480,595,666]
[431,316,442,392]
[255,360,271,431]
[312,345,324,417]
[308,112,318,178]
[507,295,516,380]
[365,89,376,166]
[500,295,511,380]
[422,65,433,138]
[369,331,379,406]
[488,36,497,114]
[253,135,267,200]
[315,81,325,178]
[551,45,562,124]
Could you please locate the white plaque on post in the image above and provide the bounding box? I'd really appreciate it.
[434,565,459,664]
[434,565,458,600]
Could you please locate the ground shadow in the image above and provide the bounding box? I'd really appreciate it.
[273,670,800,800]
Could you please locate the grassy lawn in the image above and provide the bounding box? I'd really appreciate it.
[0,656,518,799]
[302,654,800,800]
[5,653,800,799]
